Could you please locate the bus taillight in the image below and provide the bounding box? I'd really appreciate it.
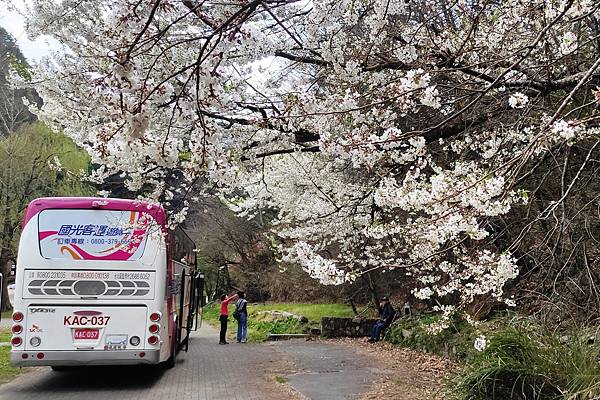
[148,335,159,345]
[11,325,22,335]
[149,324,160,334]
[11,337,22,347]
[12,312,23,322]
[150,312,161,322]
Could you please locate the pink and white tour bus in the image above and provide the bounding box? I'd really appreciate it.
[10,197,202,369]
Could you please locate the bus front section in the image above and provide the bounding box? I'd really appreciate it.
[11,198,171,367]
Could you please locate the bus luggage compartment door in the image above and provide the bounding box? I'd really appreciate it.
[23,306,149,351]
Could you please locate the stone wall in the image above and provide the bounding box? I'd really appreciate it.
[320,317,378,338]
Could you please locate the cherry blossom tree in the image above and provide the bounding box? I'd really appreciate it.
[10,0,600,321]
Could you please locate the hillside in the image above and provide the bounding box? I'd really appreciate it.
[0,26,39,135]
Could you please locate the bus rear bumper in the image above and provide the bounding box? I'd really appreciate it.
[10,349,161,367]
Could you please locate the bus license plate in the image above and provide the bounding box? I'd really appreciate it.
[74,328,99,340]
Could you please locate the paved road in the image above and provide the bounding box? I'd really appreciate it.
[0,323,378,400]
[280,340,377,399]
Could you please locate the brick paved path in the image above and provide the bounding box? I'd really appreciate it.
[0,323,378,400]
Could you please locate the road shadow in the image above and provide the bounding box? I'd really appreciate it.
[13,364,167,394]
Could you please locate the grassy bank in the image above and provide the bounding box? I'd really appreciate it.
[386,314,600,400]
[0,328,25,384]
[0,328,11,343]
[387,313,482,361]
[453,324,600,400]
[202,302,354,342]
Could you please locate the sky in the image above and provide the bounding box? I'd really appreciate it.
[0,1,58,61]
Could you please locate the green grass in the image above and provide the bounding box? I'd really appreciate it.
[387,313,480,361]
[0,328,29,384]
[202,302,354,342]
[451,319,600,400]
[275,375,287,384]
[0,329,11,343]
[0,342,25,384]
[386,311,517,361]
[248,303,354,322]
[384,313,600,399]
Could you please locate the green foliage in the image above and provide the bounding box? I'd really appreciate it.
[0,122,93,310]
[0,346,25,383]
[202,302,354,342]
[0,328,10,343]
[178,151,191,161]
[0,326,31,380]
[250,303,355,322]
[453,321,600,400]
[387,314,479,361]
[0,27,39,135]
[0,122,92,199]
[386,314,600,400]
[0,27,27,74]
[246,318,304,342]
[201,303,220,321]
[8,54,31,82]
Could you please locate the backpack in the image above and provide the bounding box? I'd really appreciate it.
[233,298,246,320]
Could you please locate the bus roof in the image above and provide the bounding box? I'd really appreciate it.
[23,197,168,229]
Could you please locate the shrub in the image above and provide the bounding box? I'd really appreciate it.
[453,321,600,400]
[386,314,479,360]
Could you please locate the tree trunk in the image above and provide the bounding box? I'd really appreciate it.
[348,297,358,316]
[0,207,14,312]
[362,272,380,309]
[223,264,232,289]
[0,249,12,312]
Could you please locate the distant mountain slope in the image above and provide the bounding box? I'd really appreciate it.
[0,26,39,135]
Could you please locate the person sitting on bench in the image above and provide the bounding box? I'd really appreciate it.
[367,296,395,343]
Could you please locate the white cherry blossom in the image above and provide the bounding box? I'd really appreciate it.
[11,0,600,320]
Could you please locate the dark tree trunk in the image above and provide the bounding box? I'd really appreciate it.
[361,272,380,309]
[0,207,14,312]
[348,298,358,315]
[0,249,12,312]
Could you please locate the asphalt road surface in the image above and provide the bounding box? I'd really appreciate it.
[0,323,377,400]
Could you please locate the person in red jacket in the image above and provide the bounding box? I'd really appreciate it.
[219,293,238,344]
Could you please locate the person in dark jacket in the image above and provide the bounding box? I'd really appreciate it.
[367,297,395,343]
[234,291,248,343]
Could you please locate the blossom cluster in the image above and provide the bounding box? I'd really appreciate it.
[14,0,600,321]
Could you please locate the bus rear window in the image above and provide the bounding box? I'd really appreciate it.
[38,209,151,261]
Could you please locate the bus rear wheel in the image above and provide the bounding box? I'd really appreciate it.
[51,366,71,371]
